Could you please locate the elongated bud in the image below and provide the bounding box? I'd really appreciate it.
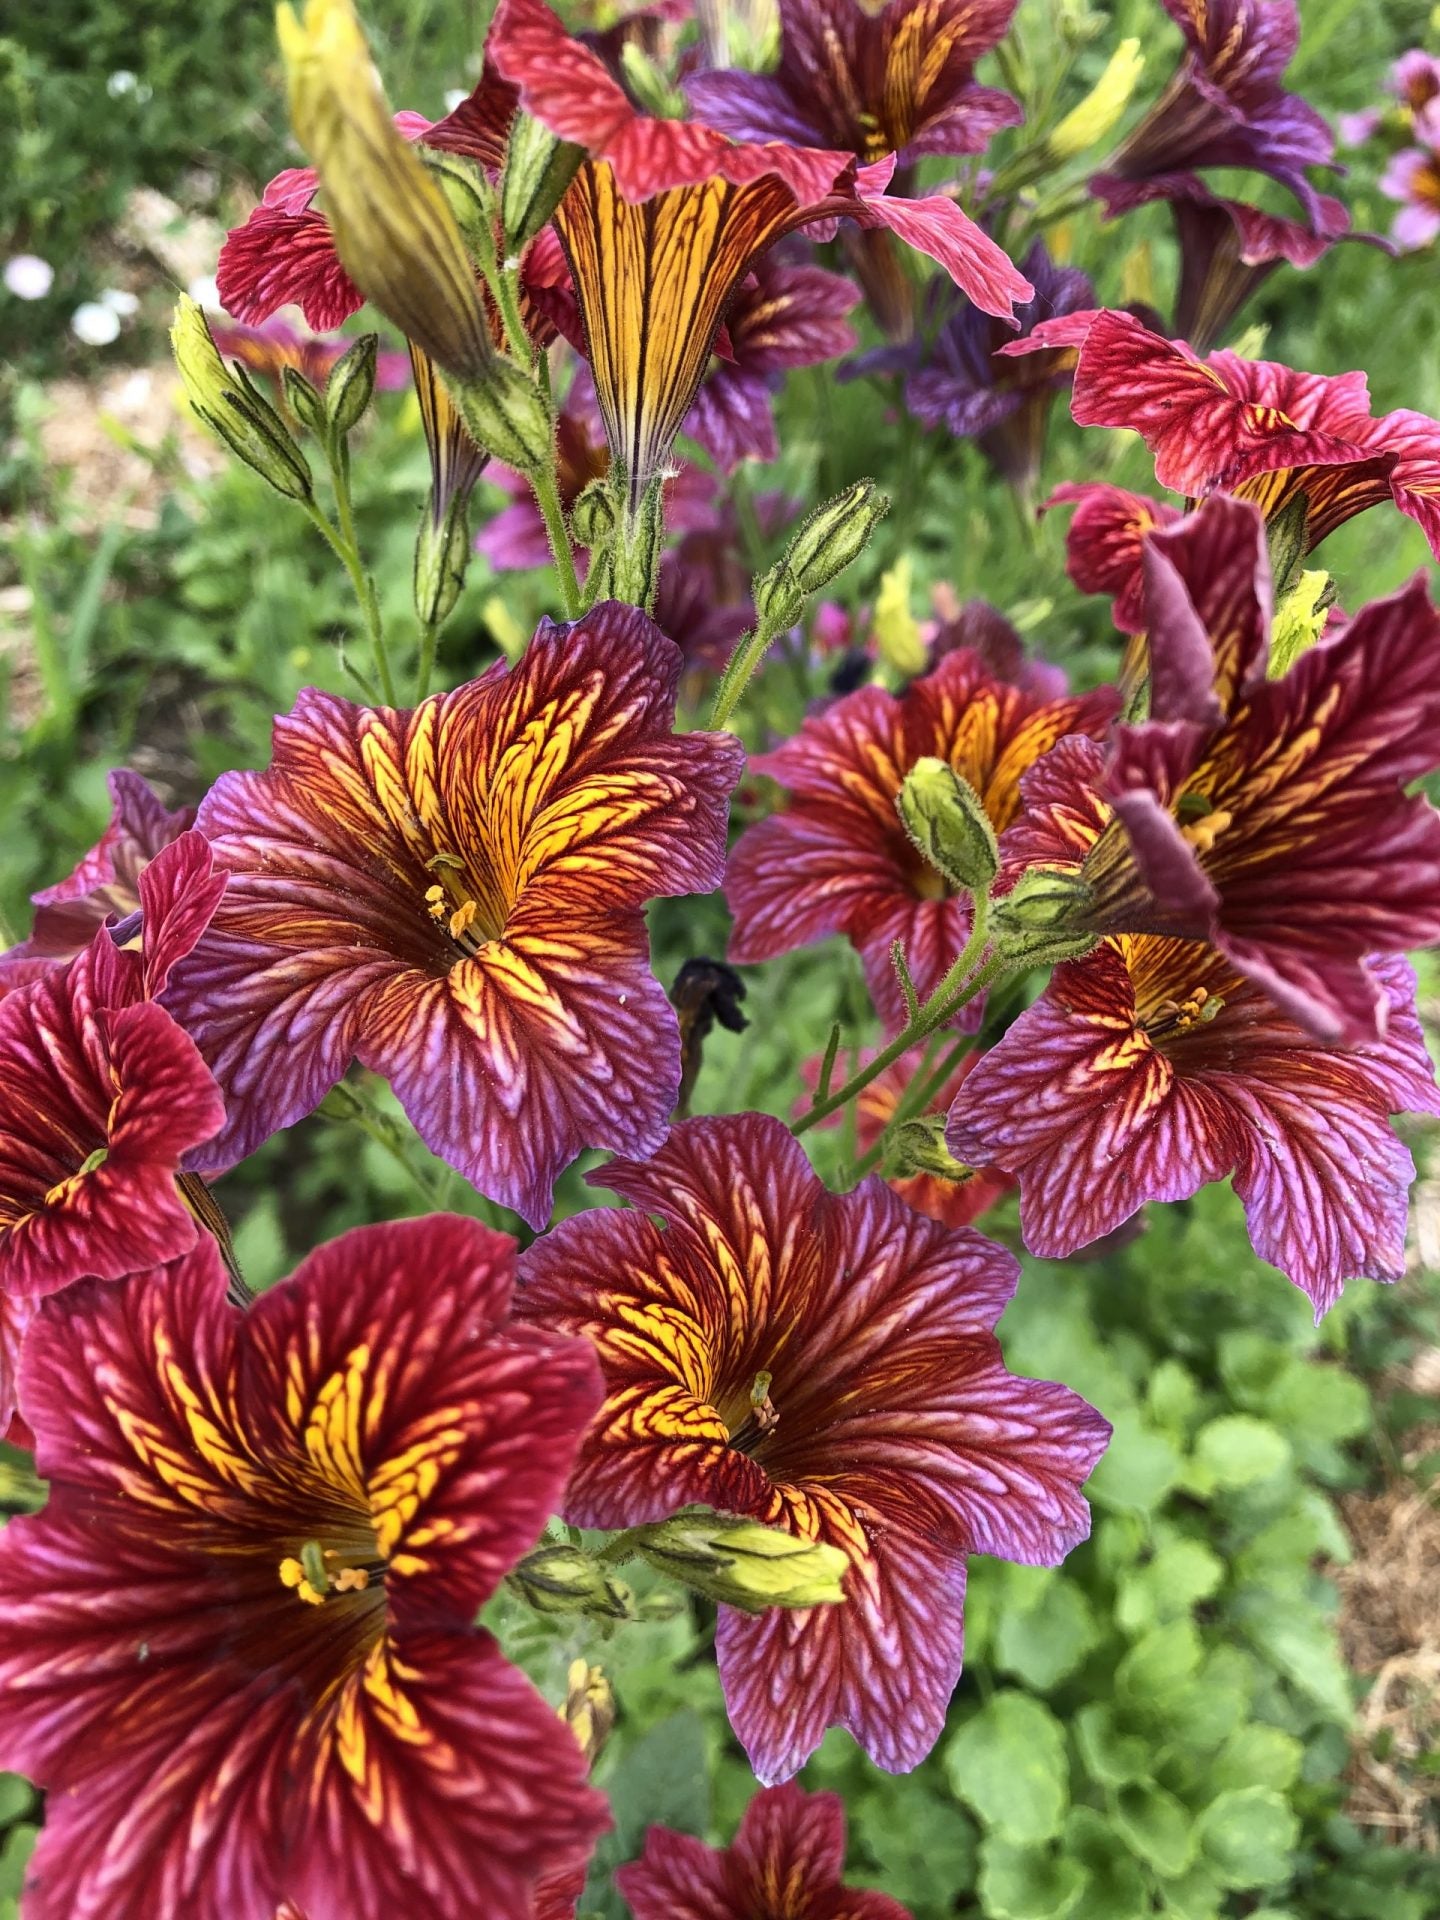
[570,477,616,549]
[171,295,312,500]
[1268,568,1335,679]
[612,477,666,608]
[897,757,999,896]
[325,332,378,438]
[872,555,926,677]
[1264,490,1310,599]
[991,867,1098,970]
[277,0,494,380]
[619,41,687,118]
[888,1115,974,1183]
[449,358,554,476]
[635,1508,849,1613]
[753,481,888,633]
[1050,38,1145,159]
[502,112,583,255]
[560,1660,616,1767]
[281,365,327,435]
[414,488,473,628]
[508,1543,635,1619]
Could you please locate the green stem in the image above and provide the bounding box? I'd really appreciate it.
[531,465,583,618]
[330,450,395,705]
[793,895,997,1137]
[849,1033,976,1182]
[415,618,440,702]
[708,610,788,731]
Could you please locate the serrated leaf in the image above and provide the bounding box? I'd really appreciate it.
[1207,1724,1304,1794]
[1074,1704,1152,1786]
[1089,1413,1184,1515]
[994,1573,1101,1691]
[1193,1415,1292,1489]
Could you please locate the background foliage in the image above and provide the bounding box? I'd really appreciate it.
[1,0,1438,1914]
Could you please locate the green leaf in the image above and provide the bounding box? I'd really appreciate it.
[1074,1704,1152,1786]
[946,1694,1069,1844]
[0,1829,36,1902]
[584,1711,710,1917]
[1192,1415,1292,1489]
[1207,1724,1305,1795]
[0,1780,29,1829]
[1064,1808,1150,1920]
[978,1838,1087,1920]
[1146,1360,1200,1437]
[1194,1787,1299,1889]
[1088,1413,1183,1514]
[862,1787,976,1906]
[1115,1620,1203,1721]
[1117,1537,1225,1632]
[1232,1592,1353,1721]
[1113,1783,1196,1876]
[1158,1866,1225,1920]
[994,1572,1101,1690]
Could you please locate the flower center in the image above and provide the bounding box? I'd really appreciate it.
[1142,985,1224,1041]
[723,1370,780,1458]
[422,851,504,956]
[1176,792,1232,858]
[278,1534,387,1608]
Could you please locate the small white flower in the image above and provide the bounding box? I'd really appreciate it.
[4,255,54,300]
[99,287,140,317]
[71,301,122,346]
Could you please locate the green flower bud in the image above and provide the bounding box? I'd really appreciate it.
[992,866,1098,970]
[896,756,999,896]
[1048,38,1145,158]
[888,1115,974,1183]
[635,1507,849,1613]
[325,332,378,438]
[449,357,554,477]
[502,111,584,256]
[570,477,617,549]
[508,1543,635,1619]
[753,481,889,633]
[281,365,327,436]
[171,295,313,501]
[414,487,473,629]
[612,477,666,609]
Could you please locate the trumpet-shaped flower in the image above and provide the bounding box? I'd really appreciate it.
[0,1214,608,1919]
[1046,482,1182,635]
[947,736,1440,1316]
[517,1114,1108,1782]
[164,607,743,1227]
[725,645,1116,1029]
[617,1782,911,1920]
[0,833,226,1430]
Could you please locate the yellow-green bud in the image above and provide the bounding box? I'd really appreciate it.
[619,41,687,118]
[612,478,666,609]
[570,477,617,549]
[896,756,999,896]
[888,1116,974,1183]
[325,332,378,438]
[502,111,584,255]
[636,1507,850,1613]
[560,1659,616,1766]
[872,555,927,678]
[281,365,327,436]
[414,487,472,629]
[1049,38,1145,159]
[449,358,554,477]
[1268,568,1335,679]
[171,295,312,500]
[753,481,888,633]
[992,867,1098,970]
[508,1543,635,1619]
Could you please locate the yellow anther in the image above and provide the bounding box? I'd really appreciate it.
[449,899,479,942]
[279,1556,305,1588]
[424,883,446,907]
[333,1566,371,1593]
[1180,806,1232,857]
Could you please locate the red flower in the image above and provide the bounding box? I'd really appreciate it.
[1046,482,1183,636]
[725,646,1117,1029]
[517,1115,1108,1782]
[164,607,743,1227]
[948,736,1440,1316]
[0,834,226,1430]
[617,1782,911,1920]
[0,1215,608,1918]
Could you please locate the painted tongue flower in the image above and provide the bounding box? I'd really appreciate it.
[617,1781,912,1920]
[163,606,743,1228]
[0,769,192,990]
[1045,481,1183,636]
[725,644,1117,1030]
[1381,143,1440,251]
[1026,494,1440,1045]
[517,1114,1108,1783]
[0,832,226,1431]
[486,0,1030,511]
[948,736,1440,1318]
[0,1214,609,1919]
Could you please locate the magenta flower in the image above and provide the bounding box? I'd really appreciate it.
[1381,144,1440,250]
[517,1114,1108,1781]
[164,607,743,1227]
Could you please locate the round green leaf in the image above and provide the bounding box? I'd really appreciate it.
[978,1837,1087,1920]
[946,1694,1069,1844]
[1195,1787,1299,1889]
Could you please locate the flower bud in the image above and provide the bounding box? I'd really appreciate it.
[508,1542,635,1619]
[570,477,616,549]
[991,867,1098,970]
[324,332,378,438]
[896,756,999,896]
[281,365,327,436]
[277,0,494,380]
[171,295,313,501]
[888,1115,974,1183]
[752,481,888,633]
[502,112,584,256]
[1268,568,1335,679]
[1049,38,1145,159]
[414,488,473,629]
[559,1659,616,1767]
[449,357,554,477]
[635,1507,849,1613]
[612,477,666,608]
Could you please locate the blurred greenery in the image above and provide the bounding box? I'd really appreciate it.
[2,0,1439,1914]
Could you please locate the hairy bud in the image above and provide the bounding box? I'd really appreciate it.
[991,867,1098,970]
[171,295,312,501]
[502,112,584,255]
[508,1543,635,1620]
[752,481,889,633]
[635,1508,849,1613]
[1265,490,1311,599]
[896,757,999,896]
[324,332,379,438]
[281,365,327,436]
[570,477,617,549]
[414,488,473,628]
[888,1115,975,1183]
[449,357,554,476]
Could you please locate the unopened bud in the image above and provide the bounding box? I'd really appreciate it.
[991,866,1098,969]
[1264,490,1310,599]
[449,357,554,476]
[612,477,665,608]
[414,488,473,628]
[508,1543,635,1619]
[619,41,687,119]
[1050,38,1145,159]
[560,1659,616,1767]
[325,332,378,438]
[570,477,617,549]
[753,481,888,633]
[1268,568,1335,679]
[502,112,583,255]
[872,555,926,678]
[888,1115,973,1183]
[281,365,327,435]
[171,295,312,500]
[278,0,494,380]
[896,757,998,895]
[636,1507,849,1613]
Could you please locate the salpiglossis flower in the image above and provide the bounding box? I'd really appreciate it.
[1381,142,1440,251]
[517,1114,1109,1782]
[164,606,743,1227]
[617,1781,912,1920]
[0,832,226,1430]
[486,0,1030,510]
[947,735,1440,1317]
[1042,494,1440,1044]
[725,645,1117,1029]
[0,1214,609,1919]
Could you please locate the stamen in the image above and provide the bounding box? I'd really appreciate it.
[727,1370,780,1456]
[1144,986,1224,1040]
[278,1538,382,1607]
